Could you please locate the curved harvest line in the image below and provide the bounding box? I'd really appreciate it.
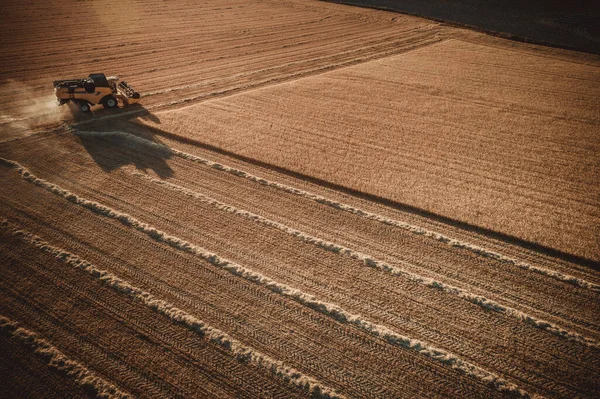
[73,130,600,293]
[0,220,344,399]
[131,171,600,349]
[0,315,131,399]
[1,157,540,398]
[143,34,441,97]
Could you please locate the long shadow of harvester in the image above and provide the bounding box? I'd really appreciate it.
[74,105,174,179]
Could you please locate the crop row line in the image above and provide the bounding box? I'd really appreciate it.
[0,314,131,399]
[131,170,598,348]
[0,219,343,399]
[0,157,537,398]
[75,130,600,292]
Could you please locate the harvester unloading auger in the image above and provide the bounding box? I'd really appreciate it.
[53,73,141,112]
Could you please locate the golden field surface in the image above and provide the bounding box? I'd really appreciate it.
[146,38,600,262]
[1,0,599,398]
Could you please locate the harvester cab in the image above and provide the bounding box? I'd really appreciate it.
[53,73,141,112]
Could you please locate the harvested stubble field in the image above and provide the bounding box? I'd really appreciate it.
[1,0,599,399]
[146,38,600,263]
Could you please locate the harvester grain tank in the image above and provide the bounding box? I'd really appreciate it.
[53,73,141,112]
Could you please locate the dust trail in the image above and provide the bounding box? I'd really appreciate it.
[0,159,540,398]
[0,80,63,131]
[0,220,344,399]
[132,171,600,349]
[0,315,131,399]
[73,130,600,293]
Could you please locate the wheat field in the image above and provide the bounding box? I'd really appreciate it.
[1,0,599,398]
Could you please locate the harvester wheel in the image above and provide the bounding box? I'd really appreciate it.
[132,92,141,99]
[79,102,91,112]
[103,96,118,109]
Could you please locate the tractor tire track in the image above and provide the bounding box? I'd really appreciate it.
[2,133,598,397]
[76,130,599,292]
[0,170,509,398]
[131,168,599,348]
[0,222,341,399]
[0,158,542,398]
[0,316,131,399]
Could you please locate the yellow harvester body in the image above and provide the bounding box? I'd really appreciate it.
[53,73,140,112]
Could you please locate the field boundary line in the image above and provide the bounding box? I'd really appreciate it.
[141,123,600,270]
[143,30,442,98]
[0,314,131,399]
[0,219,345,399]
[3,35,442,137]
[74,130,600,292]
[139,36,443,110]
[0,158,541,399]
[67,37,443,129]
[130,170,600,348]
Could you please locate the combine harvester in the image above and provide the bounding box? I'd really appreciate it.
[53,73,141,112]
